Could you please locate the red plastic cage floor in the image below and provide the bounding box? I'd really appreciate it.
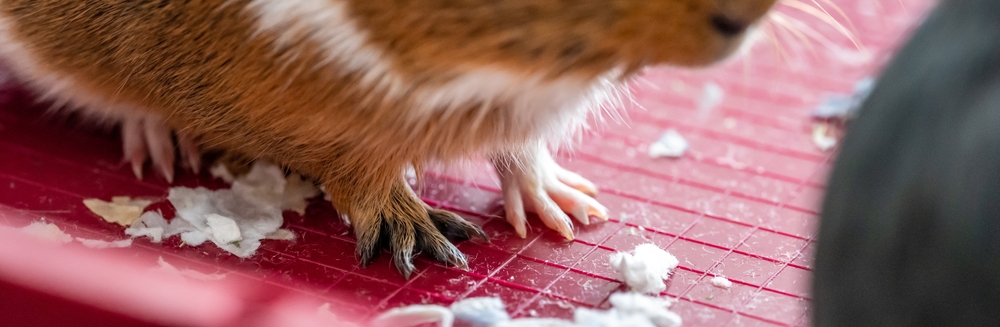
[0,1,930,326]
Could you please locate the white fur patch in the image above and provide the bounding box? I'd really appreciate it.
[245,0,623,146]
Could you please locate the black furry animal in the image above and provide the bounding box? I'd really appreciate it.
[813,0,1000,326]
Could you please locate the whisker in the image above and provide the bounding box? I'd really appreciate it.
[779,0,864,51]
[771,11,849,55]
[762,21,791,65]
[816,0,861,36]
[770,12,817,54]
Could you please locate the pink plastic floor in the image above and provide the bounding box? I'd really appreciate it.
[0,1,930,326]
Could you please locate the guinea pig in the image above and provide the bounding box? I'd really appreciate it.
[813,0,1000,325]
[0,0,776,278]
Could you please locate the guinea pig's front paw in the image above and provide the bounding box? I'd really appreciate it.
[494,148,609,240]
[120,113,201,183]
[352,179,488,279]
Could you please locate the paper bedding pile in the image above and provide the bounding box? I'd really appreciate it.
[86,161,320,257]
[371,244,685,327]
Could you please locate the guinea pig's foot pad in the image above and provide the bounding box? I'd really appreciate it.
[120,114,201,183]
[356,208,486,279]
[499,164,609,241]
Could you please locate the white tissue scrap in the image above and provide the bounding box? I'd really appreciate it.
[697,82,725,119]
[124,211,198,243]
[18,221,73,244]
[370,304,454,327]
[76,238,132,249]
[282,173,321,215]
[162,162,315,257]
[451,297,511,325]
[204,214,242,244]
[648,129,689,159]
[264,228,296,241]
[605,293,682,327]
[153,256,226,281]
[83,196,153,226]
[710,276,733,289]
[209,163,236,183]
[610,244,680,294]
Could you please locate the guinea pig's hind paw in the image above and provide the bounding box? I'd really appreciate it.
[356,207,483,279]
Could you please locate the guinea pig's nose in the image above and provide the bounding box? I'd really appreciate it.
[710,14,748,37]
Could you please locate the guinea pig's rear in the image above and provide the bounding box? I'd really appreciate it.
[813,0,1000,325]
[0,0,776,277]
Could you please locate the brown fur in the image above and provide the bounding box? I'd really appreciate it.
[0,0,776,277]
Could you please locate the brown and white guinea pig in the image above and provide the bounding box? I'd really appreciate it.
[0,0,775,277]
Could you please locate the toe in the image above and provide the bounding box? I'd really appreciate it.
[547,181,609,225]
[428,208,489,243]
[500,177,528,239]
[554,166,599,197]
[355,219,384,268]
[142,118,176,183]
[388,220,418,279]
[416,224,469,271]
[525,187,575,240]
[177,132,201,174]
[121,118,147,180]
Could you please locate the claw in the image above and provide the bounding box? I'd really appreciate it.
[118,113,200,183]
[121,118,147,180]
[500,176,528,239]
[143,118,176,183]
[177,133,201,174]
[527,187,576,240]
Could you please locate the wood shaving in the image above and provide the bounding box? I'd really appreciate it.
[83,196,153,226]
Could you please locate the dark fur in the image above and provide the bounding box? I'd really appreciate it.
[813,0,1000,325]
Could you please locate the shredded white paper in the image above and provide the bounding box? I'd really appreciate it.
[121,162,318,257]
[710,276,733,289]
[648,129,689,159]
[204,213,242,244]
[610,243,680,294]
